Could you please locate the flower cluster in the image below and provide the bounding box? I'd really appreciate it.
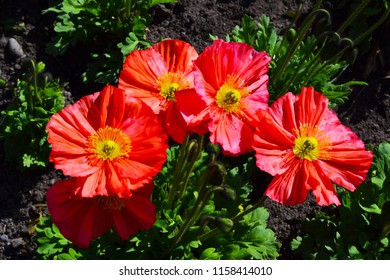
[46,85,168,247]
[46,39,373,247]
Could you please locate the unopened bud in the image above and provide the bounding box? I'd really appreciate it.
[215,216,234,233]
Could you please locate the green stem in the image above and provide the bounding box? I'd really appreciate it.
[171,162,221,249]
[198,195,268,242]
[336,0,371,35]
[166,135,191,209]
[124,0,132,19]
[274,3,303,58]
[302,40,353,88]
[278,38,320,95]
[178,136,205,200]
[30,61,42,106]
[354,8,390,46]
[271,2,327,97]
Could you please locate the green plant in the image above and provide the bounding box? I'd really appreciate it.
[291,142,390,259]
[35,216,83,260]
[0,60,65,169]
[44,0,177,84]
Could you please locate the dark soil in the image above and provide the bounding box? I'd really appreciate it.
[0,0,389,259]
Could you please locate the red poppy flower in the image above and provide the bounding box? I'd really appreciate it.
[252,87,373,206]
[176,39,271,155]
[46,178,156,248]
[118,39,198,143]
[46,85,168,198]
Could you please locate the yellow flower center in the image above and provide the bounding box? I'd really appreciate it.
[215,75,248,113]
[293,136,320,161]
[293,124,332,161]
[94,195,125,211]
[88,126,132,161]
[156,72,189,101]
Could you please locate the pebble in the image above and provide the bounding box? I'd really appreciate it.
[7,38,25,58]
[0,234,9,242]
[10,237,25,249]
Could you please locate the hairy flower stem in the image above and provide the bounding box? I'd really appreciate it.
[30,61,43,106]
[26,60,43,115]
[171,161,224,249]
[166,135,204,209]
[165,135,190,209]
[198,195,268,242]
[124,0,132,19]
[354,8,390,46]
[336,0,371,35]
[271,1,327,98]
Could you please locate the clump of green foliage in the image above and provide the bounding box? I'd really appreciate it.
[0,60,65,169]
[44,0,177,84]
[35,216,82,260]
[291,142,390,259]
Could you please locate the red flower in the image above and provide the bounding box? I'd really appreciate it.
[176,39,271,155]
[252,87,373,206]
[118,39,198,143]
[46,178,156,248]
[46,85,168,198]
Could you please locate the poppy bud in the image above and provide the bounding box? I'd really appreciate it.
[215,216,234,233]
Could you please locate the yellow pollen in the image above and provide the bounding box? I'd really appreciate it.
[293,136,320,161]
[216,75,248,113]
[293,124,332,161]
[161,82,180,101]
[156,72,189,102]
[88,126,132,161]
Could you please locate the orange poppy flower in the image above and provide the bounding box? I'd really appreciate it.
[252,87,373,206]
[46,178,156,248]
[118,39,198,143]
[176,39,271,155]
[46,85,168,198]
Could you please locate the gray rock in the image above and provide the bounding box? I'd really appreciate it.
[0,234,9,242]
[7,38,25,58]
[10,237,25,248]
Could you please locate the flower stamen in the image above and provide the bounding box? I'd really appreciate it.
[293,124,332,161]
[88,126,132,161]
[216,75,248,113]
[156,72,189,102]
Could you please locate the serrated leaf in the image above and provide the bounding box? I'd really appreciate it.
[243,207,269,227]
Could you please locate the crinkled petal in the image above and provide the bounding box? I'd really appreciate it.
[119,48,167,113]
[209,112,254,155]
[112,194,156,241]
[307,162,341,206]
[265,160,310,205]
[296,87,328,127]
[152,39,198,74]
[46,179,113,248]
[175,88,210,135]
[159,101,188,143]
[47,96,97,177]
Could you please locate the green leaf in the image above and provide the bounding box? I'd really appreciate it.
[243,207,269,227]
[200,248,222,260]
[359,203,382,214]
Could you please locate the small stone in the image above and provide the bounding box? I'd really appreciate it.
[10,237,24,248]
[7,38,25,58]
[0,234,9,242]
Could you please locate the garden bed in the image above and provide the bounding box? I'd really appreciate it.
[0,0,389,259]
